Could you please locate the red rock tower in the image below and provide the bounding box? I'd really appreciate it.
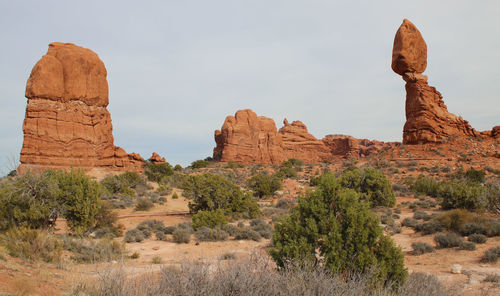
[19,42,144,173]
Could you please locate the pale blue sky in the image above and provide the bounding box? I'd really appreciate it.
[1,1,499,171]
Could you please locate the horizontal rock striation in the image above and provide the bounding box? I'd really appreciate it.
[19,42,144,173]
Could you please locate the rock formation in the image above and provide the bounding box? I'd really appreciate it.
[213,109,392,164]
[213,109,283,163]
[148,152,166,164]
[19,42,144,173]
[392,19,477,144]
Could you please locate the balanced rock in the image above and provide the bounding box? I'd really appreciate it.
[392,19,427,75]
[19,42,144,172]
[392,20,477,144]
[149,152,166,164]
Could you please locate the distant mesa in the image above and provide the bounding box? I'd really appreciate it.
[392,19,496,144]
[213,109,393,164]
[148,152,166,164]
[19,42,144,173]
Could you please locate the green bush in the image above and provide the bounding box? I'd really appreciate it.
[234,228,261,241]
[124,229,145,243]
[250,218,272,239]
[172,192,179,199]
[156,184,172,196]
[92,201,123,238]
[270,173,407,286]
[192,209,227,230]
[221,224,239,236]
[411,242,435,255]
[173,164,183,171]
[135,198,154,211]
[190,159,210,169]
[1,227,62,262]
[481,246,500,263]
[464,168,485,183]
[100,173,137,197]
[434,232,463,248]
[144,162,174,182]
[246,174,282,198]
[435,209,486,233]
[340,167,396,207]
[458,241,476,251]
[468,234,487,244]
[408,176,440,197]
[194,226,229,241]
[62,236,125,263]
[184,173,260,219]
[173,228,191,244]
[439,179,485,210]
[401,218,419,229]
[415,220,444,235]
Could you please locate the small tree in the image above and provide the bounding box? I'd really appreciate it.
[144,162,174,182]
[185,173,260,218]
[192,209,227,230]
[340,167,396,207]
[247,174,282,198]
[270,173,407,286]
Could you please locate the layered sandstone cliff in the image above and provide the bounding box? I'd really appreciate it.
[392,19,478,144]
[19,42,144,173]
[213,109,392,164]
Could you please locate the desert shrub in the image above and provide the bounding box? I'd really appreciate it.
[485,182,500,214]
[458,241,476,251]
[247,174,282,198]
[483,274,500,283]
[464,168,485,183]
[103,194,135,209]
[411,242,435,255]
[173,164,183,171]
[1,227,62,262]
[156,184,172,196]
[339,167,396,207]
[250,218,273,239]
[439,179,485,210]
[275,199,294,209]
[124,229,145,243]
[184,173,260,218]
[130,251,140,259]
[176,222,194,234]
[72,256,457,296]
[275,165,297,179]
[163,226,177,235]
[401,218,418,229]
[92,201,123,238]
[220,252,236,260]
[172,192,179,199]
[194,226,229,241]
[434,232,463,248]
[271,173,407,286]
[62,236,125,263]
[234,228,261,241]
[413,211,430,220]
[100,174,136,197]
[416,220,443,235]
[152,256,162,264]
[0,169,104,234]
[172,228,191,244]
[481,246,500,263]
[408,176,440,197]
[190,159,210,169]
[155,231,166,241]
[435,209,486,233]
[459,222,489,236]
[138,220,165,232]
[144,162,174,182]
[468,233,487,244]
[380,215,394,226]
[221,224,239,236]
[192,209,227,230]
[135,198,154,211]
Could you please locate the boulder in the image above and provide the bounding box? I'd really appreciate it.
[149,152,166,164]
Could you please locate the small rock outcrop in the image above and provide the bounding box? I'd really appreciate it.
[19,42,144,172]
[213,109,392,164]
[392,19,477,144]
[148,152,166,164]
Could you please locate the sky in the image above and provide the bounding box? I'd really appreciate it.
[0,1,499,171]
